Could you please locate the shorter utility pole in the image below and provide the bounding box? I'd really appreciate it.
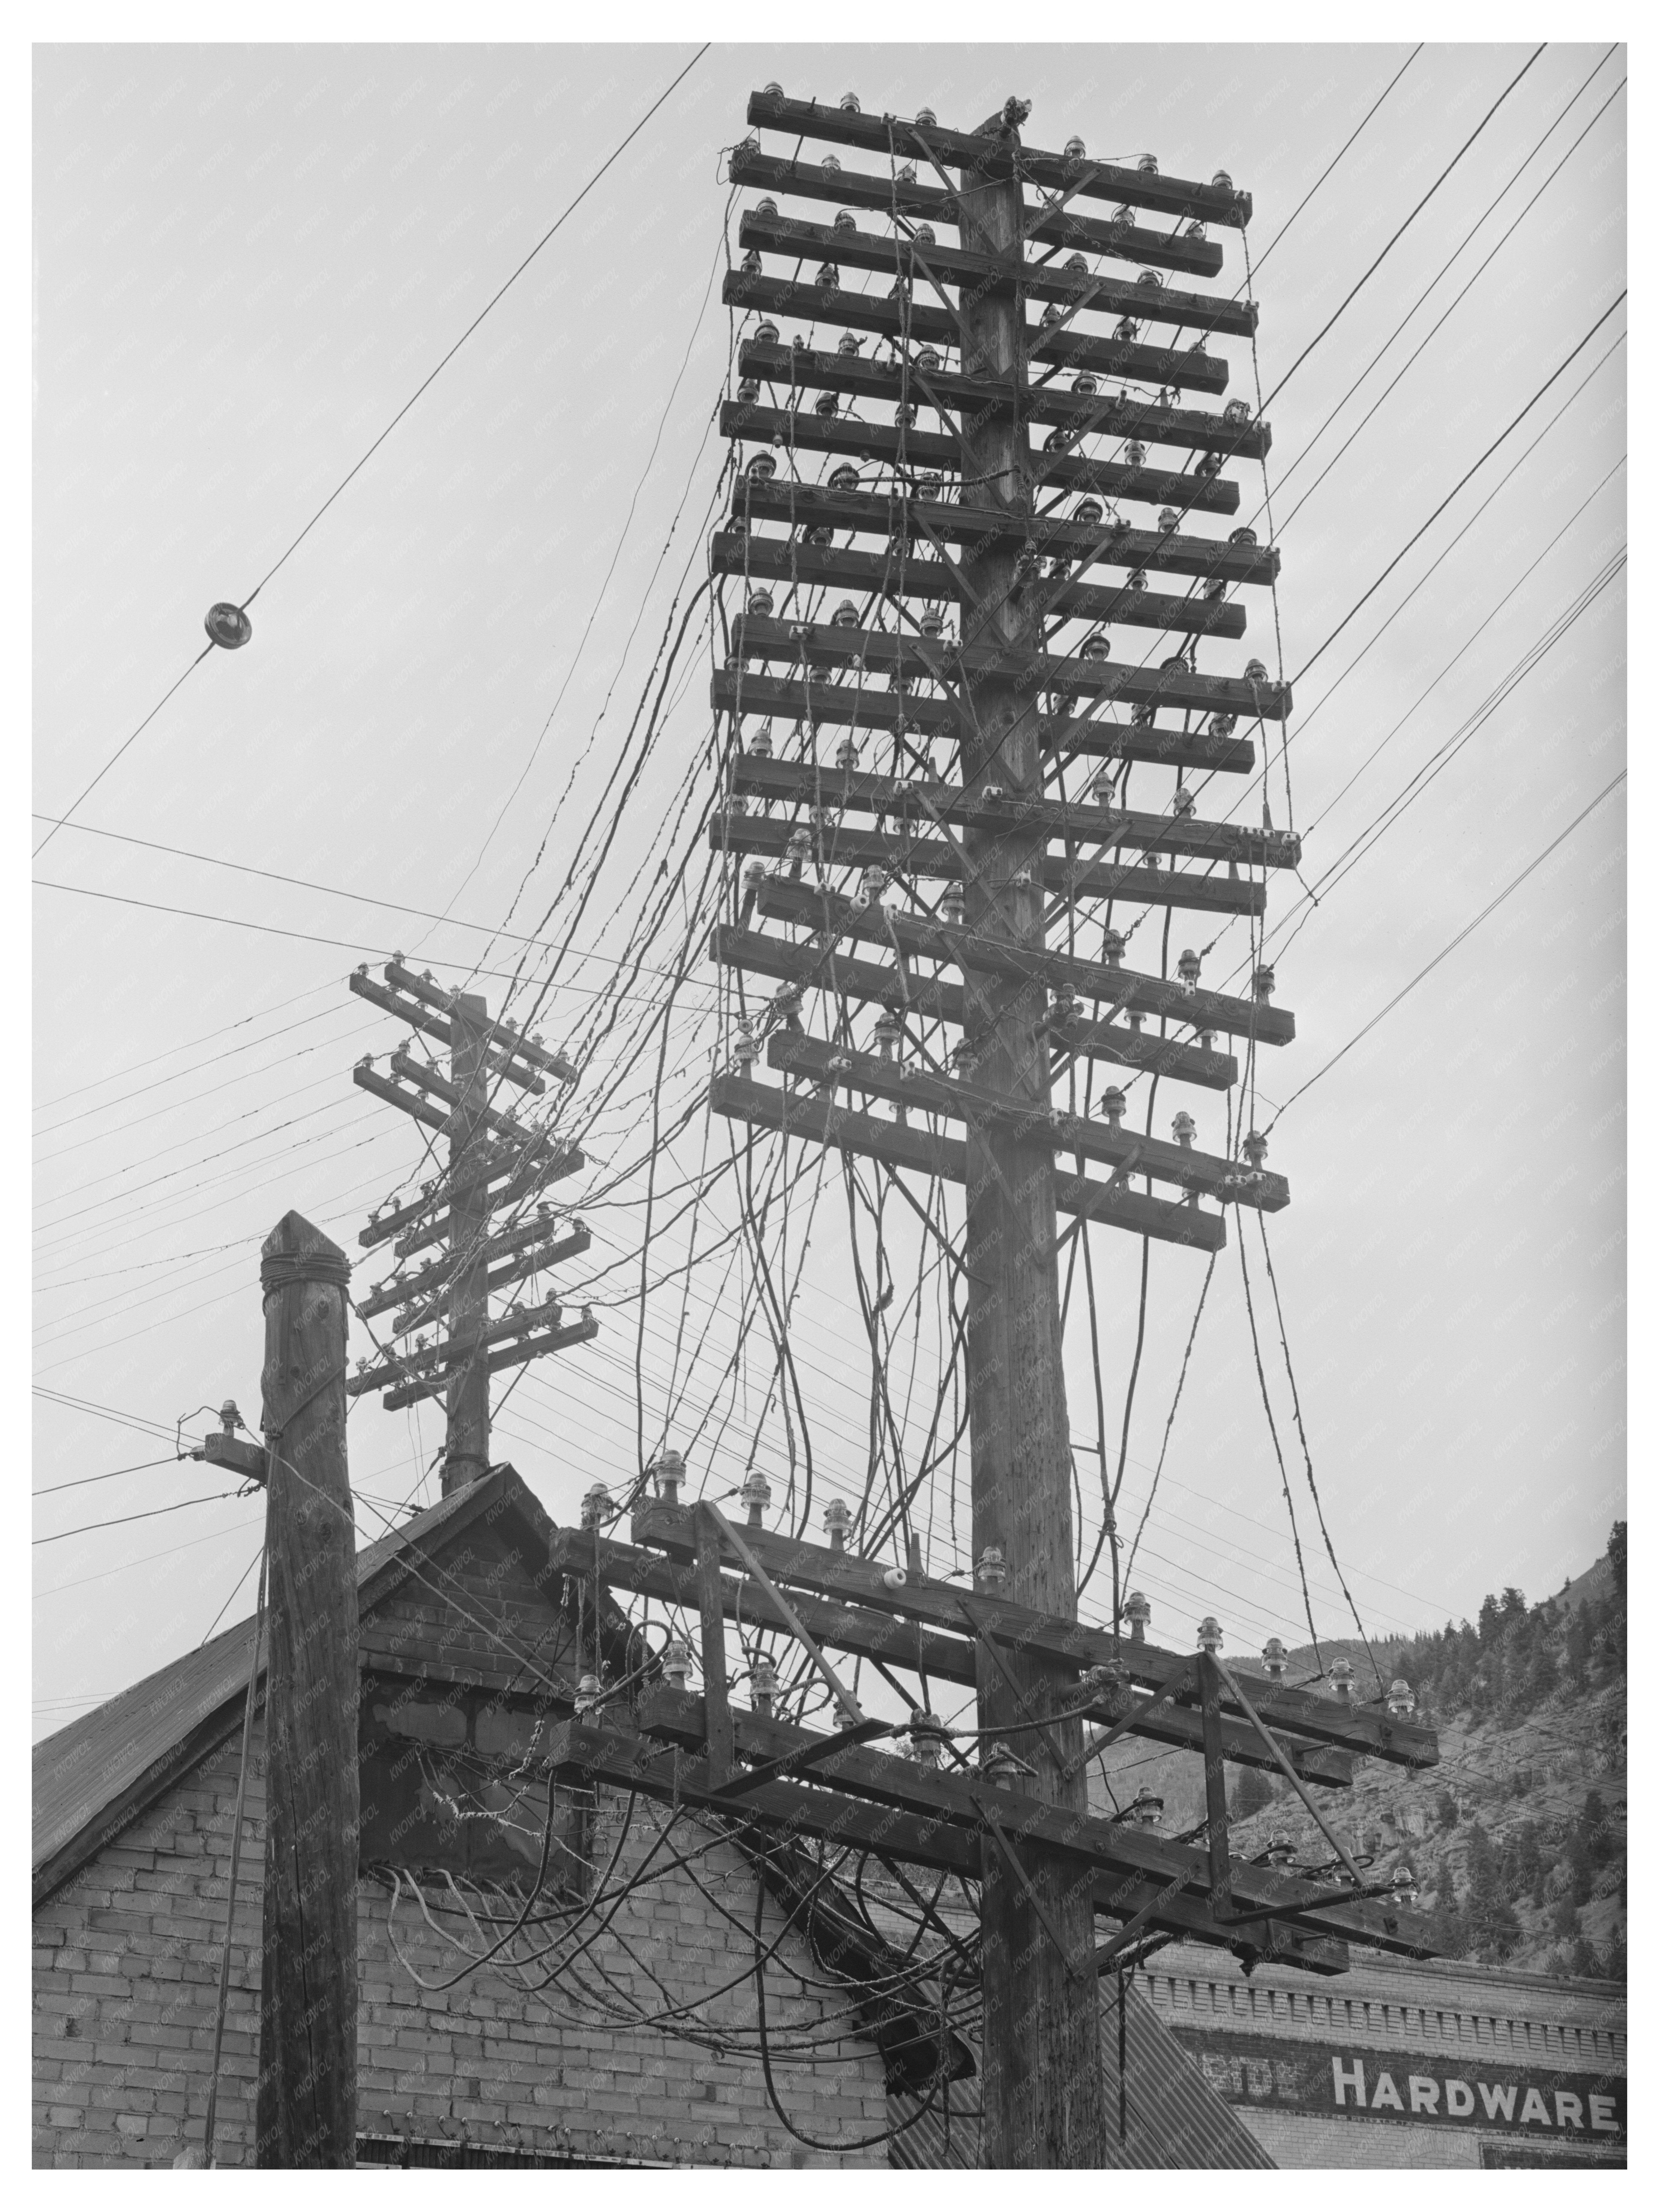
[256,1210,357,2168]
[348,959,595,1494]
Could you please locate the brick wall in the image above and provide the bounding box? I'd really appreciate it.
[33,1721,891,2170]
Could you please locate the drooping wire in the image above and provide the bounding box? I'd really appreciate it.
[1253,1213,1385,1691]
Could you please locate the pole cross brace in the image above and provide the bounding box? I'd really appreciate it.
[1065,1661,1193,1781]
[705,1500,868,1726]
[1212,1652,1366,1887]
[714,1717,895,1798]
[1090,1863,1196,1976]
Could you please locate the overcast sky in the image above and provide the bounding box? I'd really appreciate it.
[32,39,1626,1737]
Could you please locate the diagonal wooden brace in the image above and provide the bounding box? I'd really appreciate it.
[1213,1653,1365,1886]
[706,1500,868,1725]
[1065,1660,1193,1781]
[715,1716,894,1798]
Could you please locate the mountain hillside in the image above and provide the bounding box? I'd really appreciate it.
[1089,1522,1627,1982]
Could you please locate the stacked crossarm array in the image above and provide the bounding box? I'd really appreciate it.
[542,1499,1441,1976]
[345,960,597,1422]
[707,87,1297,1248]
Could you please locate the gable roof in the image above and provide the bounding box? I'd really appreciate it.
[888,1980,1276,2169]
[32,1468,566,1905]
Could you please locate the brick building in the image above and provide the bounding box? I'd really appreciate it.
[32,1470,899,2169]
[31,1463,1259,2171]
[1143,1939,1626,2169]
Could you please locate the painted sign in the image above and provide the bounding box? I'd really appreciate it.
[1170,2028,1625,2142]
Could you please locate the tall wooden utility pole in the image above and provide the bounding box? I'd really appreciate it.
[257,1211,357,2168]
[444,991,492,1489]
[347,960,595,1494]
[702,84,1298,2165]
[952,107,1103,2168]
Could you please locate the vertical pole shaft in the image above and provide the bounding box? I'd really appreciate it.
[445,992,491,1493]
[694,1504,734,1786]
[1200,1653,1234,1911]
[953,116,1104,2167]
[256,1211,357,2168]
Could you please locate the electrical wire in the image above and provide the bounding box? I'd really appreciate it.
[1263,44,1547,407]
[1294,289,1627,682]
[1266,769,1627,1131]
[1246,46,1423,276]
[32,1489,248,1545]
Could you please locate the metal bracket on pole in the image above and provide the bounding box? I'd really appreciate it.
[1064,1660,1193,1781]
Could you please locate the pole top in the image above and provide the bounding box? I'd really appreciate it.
[261,1211,351,1298]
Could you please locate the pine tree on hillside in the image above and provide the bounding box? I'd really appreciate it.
[1231,1765,1274,1819]
[1524,1632,1559,1708]
[1464,1822,1522,1962]
[1431,1869,1468,1959]
[1565,1605,1593,1691]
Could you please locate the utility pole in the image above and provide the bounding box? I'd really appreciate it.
[693,82,1322,2166]
[951,105,1102,2168]
[444,991,492,1490]
[347,959,595,1494]
[256,1210,356,2168]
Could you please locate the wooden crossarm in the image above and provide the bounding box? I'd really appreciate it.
[351,1064,450,1135]
[736,339,1262,464]
[742,90,1252,231]
[387,1049,534,1147]
[384,959,575,1084]
[709,817,1264,918]
[714,1717,895,1798]
[764,1033,1288,1211]
[376,1313,597,1410]
[620,1690,1432,1958]
[727,479,1277,586]
[728,146,1225,280]
[729,609,1290,720]
[711,926,1239,1092]
[729,755,1300,872]
[722,273,1230,394]
[711,671,1258,776]
[630,1503,1440,1773]
[711,1072,1227,1253]
[720,402,1241,516]
[542,1713,1349,1973]
[715,530,1245,639]
[542,1528,1351,1790]
[348,969,547,1094]
[752,877,1294,1043]
[734,209,1257,336]
[357,1222,588,1321]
